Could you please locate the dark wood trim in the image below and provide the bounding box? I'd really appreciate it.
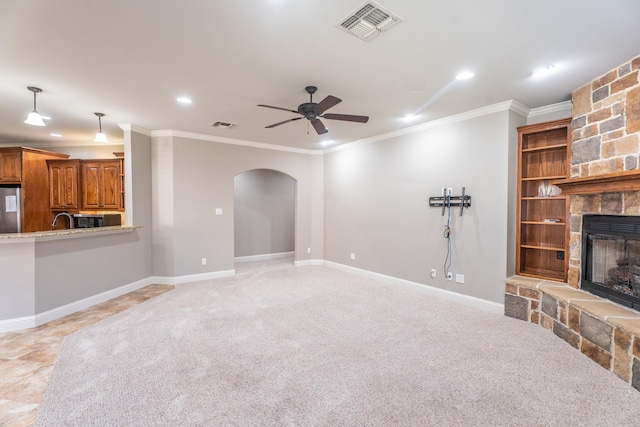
[551,170,640,195]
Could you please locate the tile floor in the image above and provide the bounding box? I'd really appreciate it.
[0,284,174,427]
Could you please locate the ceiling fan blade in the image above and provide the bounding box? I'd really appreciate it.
[322,113,369,123]
[257,104,300,115]
[316,95,342,113]
[310,118,328,135]
[265,117,303,129]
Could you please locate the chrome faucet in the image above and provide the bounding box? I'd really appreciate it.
[52,212,74,229]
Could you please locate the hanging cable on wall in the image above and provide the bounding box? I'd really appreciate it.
[430,187,470,279]
[443,191,453,278]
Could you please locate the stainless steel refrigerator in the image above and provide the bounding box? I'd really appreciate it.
[0,187,21,233]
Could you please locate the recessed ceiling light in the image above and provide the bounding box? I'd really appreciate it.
[320,140,334,147]
[401,114,418,122]
[455,71,474,80]
[177,97,192,104]
[532,64,556,78]
[50,133,62,137]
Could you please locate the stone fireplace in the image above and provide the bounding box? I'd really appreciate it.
[506,54,640,391]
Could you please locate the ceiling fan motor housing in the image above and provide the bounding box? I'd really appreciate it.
[298,103,323,120]
[257,85,369,135]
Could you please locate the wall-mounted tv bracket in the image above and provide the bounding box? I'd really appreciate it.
[429,187,472,216]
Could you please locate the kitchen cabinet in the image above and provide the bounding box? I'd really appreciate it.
[0,147,70,232]
[81,160,122,210]
[516,118,571,282]
[0,148,22,183]
[48,160,80,210]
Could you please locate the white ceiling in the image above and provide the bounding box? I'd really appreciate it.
[1,1,640,150]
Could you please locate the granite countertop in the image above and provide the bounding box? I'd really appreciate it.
[0,225,141,242]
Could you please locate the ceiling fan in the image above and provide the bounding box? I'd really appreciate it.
[258,86,369,135]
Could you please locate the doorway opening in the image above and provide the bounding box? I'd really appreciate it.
[233,169,296,273]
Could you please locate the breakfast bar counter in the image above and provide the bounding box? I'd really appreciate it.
[0,225,149,333]
[0,225,141,242]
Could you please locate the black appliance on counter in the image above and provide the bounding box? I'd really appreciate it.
[73,214,121,228]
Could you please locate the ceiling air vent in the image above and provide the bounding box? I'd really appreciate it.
[211,121,235,129]
[338,1,402,42]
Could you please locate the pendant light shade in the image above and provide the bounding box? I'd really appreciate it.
[94,112,108,143]
[24,86,46,126]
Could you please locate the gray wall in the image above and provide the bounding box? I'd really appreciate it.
[0,241,35,319]
[33,131,153,312]
[46,144,125,160]
[324,110,520,304]
[234,169,295,257]
[151,135,323,277]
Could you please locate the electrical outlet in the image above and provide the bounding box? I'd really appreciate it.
[456,274,465,284]
[215,208,223,216]
[430,269,436,278]
[350,253,356,260]
[307,247,311,254]
[447,272,453,281]
[201,258,207,265]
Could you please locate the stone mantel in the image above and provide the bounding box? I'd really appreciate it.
[551,170,640,195]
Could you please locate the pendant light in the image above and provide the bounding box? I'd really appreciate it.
[94,112,108,143]
[24,86,46,126]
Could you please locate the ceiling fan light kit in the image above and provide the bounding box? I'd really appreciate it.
[24,86,46,126]
[258,86,369,135]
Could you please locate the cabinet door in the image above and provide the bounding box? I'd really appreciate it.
[0,149,22,183]
[81,160,122,210]
[81,162,102,209]
[101,161,121,209]
[49,161,79,209]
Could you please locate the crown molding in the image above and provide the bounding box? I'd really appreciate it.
[528,100,572,118]
[324,100,529,154]
[118,123,151,136]
[150,130,322,155]
[113,100,568,156]
[0,140,124,148]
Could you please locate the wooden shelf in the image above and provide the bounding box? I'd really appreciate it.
[522,143,567,153]
[521,244,565,251]
[522,175,567,181]
[522,221,565,225]
[551,170,640,195]
[521,196,565,200]
[516,118,571,282]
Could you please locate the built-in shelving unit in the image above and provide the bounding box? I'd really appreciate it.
[516,118,571,282]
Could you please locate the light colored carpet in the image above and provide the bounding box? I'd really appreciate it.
[36,262,640,426]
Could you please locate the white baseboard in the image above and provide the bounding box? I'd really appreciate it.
[321,261,504,314]
[0,261,503,333]
[294,259,324,267]
[0,277,156,333]
[150,269,236,286]
[235,251,294,262]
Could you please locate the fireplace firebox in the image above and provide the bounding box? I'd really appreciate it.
[582,214,640,311]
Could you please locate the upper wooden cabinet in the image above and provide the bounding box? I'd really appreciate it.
[516,118,571,282]
[81,160,123,210]
[0,148,22,183]
[48,160,80,210]
[0,147,70,232]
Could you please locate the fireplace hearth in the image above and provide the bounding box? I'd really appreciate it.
[582,214,640,311]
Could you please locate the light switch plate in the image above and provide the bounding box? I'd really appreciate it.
[215,208,223,215]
